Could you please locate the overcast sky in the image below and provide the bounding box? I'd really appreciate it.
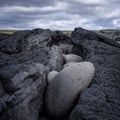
[0,0,120,30]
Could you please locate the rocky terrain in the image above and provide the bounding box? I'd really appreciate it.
[0,27,120,120]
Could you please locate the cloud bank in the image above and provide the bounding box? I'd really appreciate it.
[0,0,120,30]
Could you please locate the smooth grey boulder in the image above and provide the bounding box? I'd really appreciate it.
[47,71,58,84]
[63,54,83,63]
[63,62,77,68]
[45,62,95,119]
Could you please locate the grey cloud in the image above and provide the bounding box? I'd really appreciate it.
[94,17,120,29]
[0,0,56,7]
[0,0,120,30]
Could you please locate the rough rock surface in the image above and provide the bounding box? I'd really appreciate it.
[69,27,120,120]
[0,27,120,120]
[97,30,120,39]
[0,63,47,120]
[115,36,120,43]
[0,33,10,41]
[0,28,66,120]
[45,62,95,119]
[47,45,63,71]
[50,31,73,54]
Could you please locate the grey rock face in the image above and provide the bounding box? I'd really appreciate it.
[115,36,120,43]
[59,43,73,54]
[50,31,71,45]
[47,45,63,72]
[69,27,120,120]
[0,28,67,120]
[45,62,95,119]
[0,29,51,68]
[0,33,10,41]
[71,27,120,50]
[97,30,120,39]
[50,31,73,54]
[0,63,47,120]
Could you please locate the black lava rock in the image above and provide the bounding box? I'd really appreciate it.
[0,33,11,41]
[0,28,66,120]
[69,27,120,120]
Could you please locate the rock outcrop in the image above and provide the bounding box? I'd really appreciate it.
[50,31,73,54]
[97,30,120,39]
[0,63,47,120]
[0,33,10,41]
[69,27,120,120]
[0,28,67,120]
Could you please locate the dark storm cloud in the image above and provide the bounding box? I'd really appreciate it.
[0,0,120,30]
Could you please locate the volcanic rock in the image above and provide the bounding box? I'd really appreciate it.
[69,27,120,120]
[0,28,67,120]
[0,62,47,120]
[0,33,10,41]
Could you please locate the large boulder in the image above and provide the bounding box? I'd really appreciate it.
[47,71,59,84]
[63,62,77,68]
[63,54,83,63]
[69,27,120,120]
[45,62,95,119]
